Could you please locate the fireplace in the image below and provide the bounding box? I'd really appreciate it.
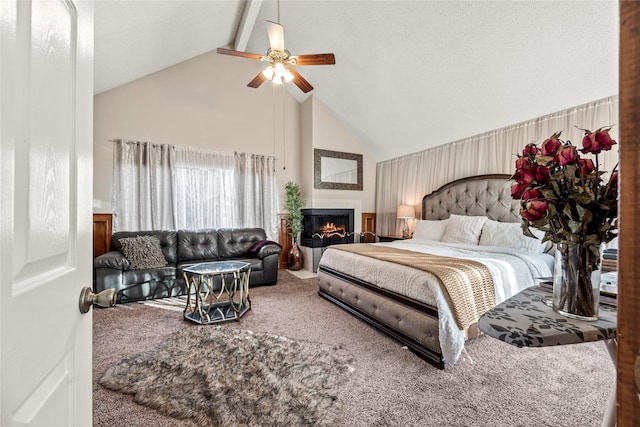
[301,208,354,248]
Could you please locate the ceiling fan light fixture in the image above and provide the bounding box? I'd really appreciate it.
[274,62,286,78]
[262,66,275,80]
[262,63,294,84]
[283,69,294,83]
[217,17,334,93]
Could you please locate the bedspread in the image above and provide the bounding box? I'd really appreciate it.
[330,244,494,330]
[318,239,554,364]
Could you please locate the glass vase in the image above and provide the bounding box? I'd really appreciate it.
[552,242,601,321]
[287,236,304,271]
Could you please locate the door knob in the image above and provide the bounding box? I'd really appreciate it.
[79,287,116,314]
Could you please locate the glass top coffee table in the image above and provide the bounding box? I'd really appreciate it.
[182,261,251,325]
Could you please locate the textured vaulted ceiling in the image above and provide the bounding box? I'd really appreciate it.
[94,0,619,162]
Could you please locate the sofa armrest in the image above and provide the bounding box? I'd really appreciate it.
[255,244,282,259]
[94,251,130,270]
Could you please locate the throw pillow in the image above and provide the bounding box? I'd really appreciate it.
[441,214,488,245]
[412,219,449,241]
[248,239,281,256]
[119,235,168,270]
[479,219,549,253]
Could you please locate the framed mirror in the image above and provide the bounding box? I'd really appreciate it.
[314,149,363,190]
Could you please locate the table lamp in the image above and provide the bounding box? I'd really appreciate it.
[396,204,415,238]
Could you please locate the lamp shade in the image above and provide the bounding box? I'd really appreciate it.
[397,204,415,219]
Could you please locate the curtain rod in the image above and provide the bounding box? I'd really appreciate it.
[108,139,278,161]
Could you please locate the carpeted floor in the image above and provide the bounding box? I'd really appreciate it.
[93,270,615,427]
[98,325,353,426]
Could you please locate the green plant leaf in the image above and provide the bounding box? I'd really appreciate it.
[284,181,304,236]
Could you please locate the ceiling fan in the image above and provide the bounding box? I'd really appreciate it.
[217,21,335,93]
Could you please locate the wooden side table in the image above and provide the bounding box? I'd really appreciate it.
[478,286,617,427]
[92,213,112,258]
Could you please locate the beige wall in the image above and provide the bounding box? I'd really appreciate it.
[93,51,302,213]
[93,50,375,234]
[298,96,377,272]
[301,96,376,218]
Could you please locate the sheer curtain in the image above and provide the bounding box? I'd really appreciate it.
[376,95,619,236]
[112,141,279,240]
[171,147,236,230]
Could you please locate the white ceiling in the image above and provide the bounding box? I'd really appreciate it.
[94,0,619,162]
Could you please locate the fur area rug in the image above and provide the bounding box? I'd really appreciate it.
[99,326,354,427]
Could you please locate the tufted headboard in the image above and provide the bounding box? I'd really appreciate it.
[422,174,520,223]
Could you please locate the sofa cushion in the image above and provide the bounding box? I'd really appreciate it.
[177,229,219,262]
[119,235,168,270]
[218,228,266,259]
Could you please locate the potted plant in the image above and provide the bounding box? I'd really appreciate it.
[284,181,304,270]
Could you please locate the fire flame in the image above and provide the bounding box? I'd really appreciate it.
[319,222,346,237]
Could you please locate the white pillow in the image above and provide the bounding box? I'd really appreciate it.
[479,219,548,253]
[441,215,488,245]
[412,219,449,241]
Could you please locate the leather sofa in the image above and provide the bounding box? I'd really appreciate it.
[94,228,282,303]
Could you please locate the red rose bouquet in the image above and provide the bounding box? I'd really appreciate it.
[511,127,618,319]
[511,127,618,251]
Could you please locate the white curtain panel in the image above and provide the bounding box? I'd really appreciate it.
[376,95,619,236]
[112,141,279,239]
[234,153,279,240]
[171,146,236,231]
[111,140,175,232]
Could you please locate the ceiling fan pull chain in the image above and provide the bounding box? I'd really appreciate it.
[272,83,277,171]
[282,83,286,170]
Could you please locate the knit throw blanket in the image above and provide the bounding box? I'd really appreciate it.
[331,244,495,330]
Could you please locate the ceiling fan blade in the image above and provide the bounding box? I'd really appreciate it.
[266,21,284,53]
[247,72,267,89]
[293,53,336,66]
[288,68,314,93]
[217,47,262,60]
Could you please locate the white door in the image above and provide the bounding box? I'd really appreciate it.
[1,0,94,425]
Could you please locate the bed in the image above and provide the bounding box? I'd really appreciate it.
[317,174,554,368]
